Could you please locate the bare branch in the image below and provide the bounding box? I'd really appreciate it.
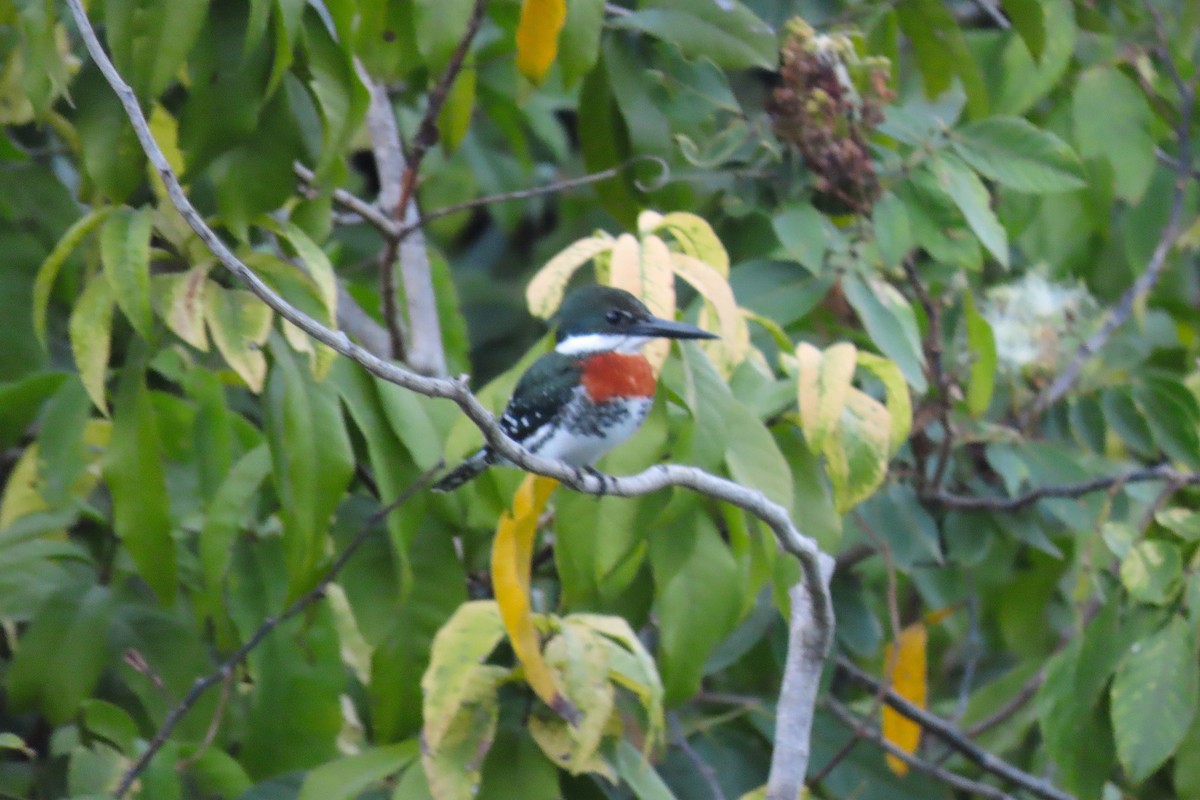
[903,261,955,490]
[111,467,442,798]
[928,463,1200,512]
[963,668,1045,739]
[1025,28,1195,423]
[823,698,1017,800]
[835,658,1075,800]
[65,5,835,797]
[294,161,400,239]
[670,714,727,800]
[392,0,487,219]
[393,156,669,238]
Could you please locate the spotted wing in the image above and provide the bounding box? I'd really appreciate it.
[500,352,583,444]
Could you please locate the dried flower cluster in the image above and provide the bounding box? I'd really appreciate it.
[769,18,892,215]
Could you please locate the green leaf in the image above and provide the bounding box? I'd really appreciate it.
[614,739,678,800]
[106,0,209,101]
[1073,66,1156,203]
[1111,617,1199,782]
[951,117,1086,193]
[0,371,67,450]
[33,207,115,348]
[300,9,370,176]
[827,389,892,514]
[74,66,147,203]
[895,0,987,118]
[100,206,155,338]
[198,444,271,612]
[578,59,639,229]
[611,0,775,71]
[931,155,1009,268]
[296,742,419,800]
[437,61,475,155]
[724,404,793,511]
[962,290,996,417]
[68,276,115,415]
[1175,713,1200,799]
[773,203,829,273]
[558,0,604,87]
[1135,380,1200,470]
[1120,540,1182,605]
[104,364,177,602]
[1155,508,1200,542]
[81,699,139,754]
[1103,387,1155,457]
[7,584,114,723]
[841,273,927,393]
[422,601,508,747]
[651,511,740,706]
[414,0,475,72]
[871,192,912,269]
[1004,0,1045,59]
[263,343,354,593]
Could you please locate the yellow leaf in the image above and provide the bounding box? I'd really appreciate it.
[148,104,185,203]
[826,387,891,514]
[882,622,927,775]
[526,235,614,319]
[794,341,856,452]
[491,475,577,720]
[855,351,912,454]
[653,211,730,277]
[0,420,111,532]
[422,602,508,750]
[515,0,567,84]
[671,252,749,373]
[635,235,676,374]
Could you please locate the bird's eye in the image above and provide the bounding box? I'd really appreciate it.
[605,309,626,325]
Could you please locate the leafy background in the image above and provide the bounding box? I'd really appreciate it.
[1,0,1199,799]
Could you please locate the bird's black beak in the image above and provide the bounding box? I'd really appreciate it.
[629,316,719,340]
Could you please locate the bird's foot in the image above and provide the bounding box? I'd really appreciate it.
[578,465,609,497]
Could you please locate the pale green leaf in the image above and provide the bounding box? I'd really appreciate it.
[856,351,912,454]
[841,273,928,393]
[297,742,419,800]
[952,117,1086,193]
[1111,617,1199,782]
[558,0,604,87]
[652,211,729,276]
[154,264,210,351]
[100,206,155,337]
[963,290,996,417]
[203,285,272,393]
[1119,541,1182,605]
[68,276,116,415]
[794,341,856,453]
[826,389,891,514]
[610,1,775,70]
[1074,66,1156,203]
[931,155,1009,268]
[421,601,508,749]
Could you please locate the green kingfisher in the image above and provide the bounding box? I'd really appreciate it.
[432,285,718,492]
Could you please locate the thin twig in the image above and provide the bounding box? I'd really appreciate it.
[670,714,727,800]
[822,698,1016,800]
[835,658,1075,800]
[66,7,835,799]
[392,156,667,239]
[928,463,1200,512]
[1025,20,1195,423]
[963,669,1045,738]
[294,162,400,239]
[809,520,902,785]
[173,670,233,774]
[393,0,487,220]
[903,261,955,490]
[111,468,442,797]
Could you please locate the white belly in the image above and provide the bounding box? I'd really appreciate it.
[526,395,653,466]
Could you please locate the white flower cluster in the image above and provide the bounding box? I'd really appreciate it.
[983,272,1098,373]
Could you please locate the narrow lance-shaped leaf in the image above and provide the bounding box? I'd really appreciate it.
[100,206,155,338]
[951,117,1085,193]
[883,622,927,775]
[33,206,115,348]
[491,475,576,719]
[841,273,928,393]
[204,284,272,393]
[69,275,116,416]
[104,364,176,602]
[963,290,996,417]
[931,155,1009,268]
[296,742,419,800]
[856,351,912,453]
[516,0,566,84]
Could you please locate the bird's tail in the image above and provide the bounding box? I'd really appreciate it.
[431,448,495,492]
